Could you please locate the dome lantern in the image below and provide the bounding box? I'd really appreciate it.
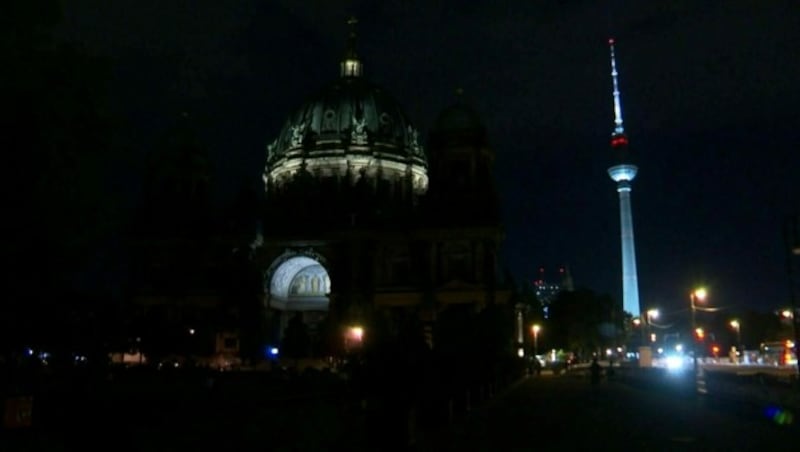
[340,16,362,78]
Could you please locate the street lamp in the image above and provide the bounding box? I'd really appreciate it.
[729,319,741,350]
[531,324,541,356]
[349,326,364,341]
[646,308,659,343]
[345,325,364,353]
[691,288,707,382]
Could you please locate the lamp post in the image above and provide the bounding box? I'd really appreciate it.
[531,324,541,356]
[691,288,707,380]
[345,325,364,353]
[646,309,659,343]
[631,317,641,346]
[729,319,741,350]
[783,214,800,376]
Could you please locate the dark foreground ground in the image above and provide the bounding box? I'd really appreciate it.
[2,367,798,451]
[417,372,800,452]
[0,365,515,452]
[1,369,368,451]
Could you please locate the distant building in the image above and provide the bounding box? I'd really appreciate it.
[126,23,511,366]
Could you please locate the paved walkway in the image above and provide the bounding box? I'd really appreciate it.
[414,373,799,451]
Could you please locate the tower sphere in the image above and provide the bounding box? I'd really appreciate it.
[608,164,638,183]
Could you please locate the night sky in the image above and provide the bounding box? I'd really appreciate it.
[53,1,798,316]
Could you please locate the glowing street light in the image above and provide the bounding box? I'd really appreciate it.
[349,326,364,341]
[694,327,705,339]
[344,325,364,352]
[531,324,542,356]
[645,308,659,344]
[691,288,708,383]
[693,288,707,304]
[729,319,741,350]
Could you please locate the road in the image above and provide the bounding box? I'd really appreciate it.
[3,368,797,451]
[701,362,798,378]
[415,373,799,452]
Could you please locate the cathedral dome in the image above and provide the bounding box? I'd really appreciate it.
[263,50,428,195]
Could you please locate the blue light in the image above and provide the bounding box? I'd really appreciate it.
[265,346,279,358]
[765,406,794,425]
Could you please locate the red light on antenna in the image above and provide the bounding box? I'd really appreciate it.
[611,135,628,148]
[608,38,615,45]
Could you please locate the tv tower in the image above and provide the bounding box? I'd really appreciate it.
[606,38,641,318]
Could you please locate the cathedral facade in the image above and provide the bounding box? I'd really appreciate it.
[127,30,510,366]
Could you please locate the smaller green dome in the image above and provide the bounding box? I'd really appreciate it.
[432,103,485,133]
[430,102,488,148]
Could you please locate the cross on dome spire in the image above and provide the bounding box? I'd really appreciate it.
[340,16,363,77]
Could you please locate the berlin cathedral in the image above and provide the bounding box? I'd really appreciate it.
[128,24,512,367]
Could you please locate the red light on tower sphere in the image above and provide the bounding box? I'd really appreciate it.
[611,135,629,148]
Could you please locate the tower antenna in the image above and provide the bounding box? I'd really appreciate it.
[608,38,628,148]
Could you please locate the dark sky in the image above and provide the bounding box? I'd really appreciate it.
[55,0,799,315]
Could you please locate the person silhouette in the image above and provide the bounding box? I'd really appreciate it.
[532,356,542,377]
[590,357,602,385]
